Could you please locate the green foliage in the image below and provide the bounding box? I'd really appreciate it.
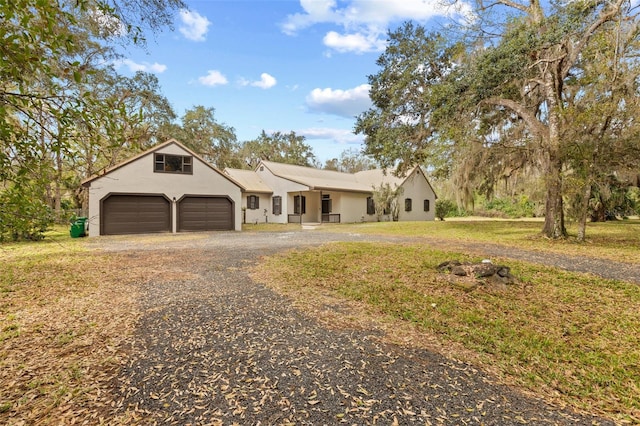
[0,184,53,242]
[238,130,318,169]
[354,23,462,175]
[481,196,536,219]
[0,0,183,223]
[371,183,403,221]
[357,2,640,240]
[435,199,467,220]
[177,105,238,168]
[324,147,377,173]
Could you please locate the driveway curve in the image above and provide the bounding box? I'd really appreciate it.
[89,230,619,425]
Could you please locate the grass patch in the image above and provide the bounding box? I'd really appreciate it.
[0,231,141,424]
[242,223,302,232]
[255,241,640,423]
[322,218,640,264]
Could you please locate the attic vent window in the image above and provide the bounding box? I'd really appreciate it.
[155,154,192,174]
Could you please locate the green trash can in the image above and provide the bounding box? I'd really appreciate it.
[70,217,88,238]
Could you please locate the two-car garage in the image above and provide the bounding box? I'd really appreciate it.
[100,194,234,235]
[84,139,242,237]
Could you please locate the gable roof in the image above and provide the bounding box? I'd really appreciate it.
[354,169,404,187]
[224,168,273,194]
[356,166,438,198]
[258,160,435,195]
[81,138,242,189]
[259,160,372,193]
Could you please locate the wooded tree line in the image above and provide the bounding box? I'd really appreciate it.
[357,0,640,240]
[0,0,374,241]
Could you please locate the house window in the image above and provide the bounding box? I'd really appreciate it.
[247,195,259,210]
[154,154,192,174]
[272,196,282,215]
[366,197,375,215]
[424,199,430,212]
[405,198,412,212]
[294,195,306,214]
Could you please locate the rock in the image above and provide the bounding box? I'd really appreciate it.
[437,260,461,272]
[451,265,468,276]
[437,260,518,291]
[471,263,499,278]
[497,266,511,277]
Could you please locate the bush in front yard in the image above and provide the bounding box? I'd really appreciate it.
[0,184,53,242]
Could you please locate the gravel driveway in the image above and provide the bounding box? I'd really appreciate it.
[90,230,620,425]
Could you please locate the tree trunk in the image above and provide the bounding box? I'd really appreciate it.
[542,155,566,238]
[54,148,63,221]
[576,183,592,242]
[541,71,567,239]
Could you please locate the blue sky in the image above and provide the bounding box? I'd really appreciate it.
[114,0,472,162]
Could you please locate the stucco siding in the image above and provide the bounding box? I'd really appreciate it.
[87,144,242,235]
[397,168,436,221]
[243,193,271,224]
[256,165,308,224]
[331,192,370,223]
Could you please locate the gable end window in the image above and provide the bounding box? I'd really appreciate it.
[405,198,412,212]
[272,196,282,215]
[154,153,192,174]
[247,195,259,210]
[424,199,430,212]
[366,197,375,215]
[294,195,306,215]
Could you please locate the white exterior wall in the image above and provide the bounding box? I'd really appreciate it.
[243,193,271,224]
[256,165,308,224]
[86,143,242,236]
[397,168,437,221]
[324,192,371,223]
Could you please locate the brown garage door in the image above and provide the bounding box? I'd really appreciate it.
[101,194,171,235]
[178,196,233,231]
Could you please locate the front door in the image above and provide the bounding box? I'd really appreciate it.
[322,198,331,214]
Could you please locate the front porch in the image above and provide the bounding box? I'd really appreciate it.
[287,213,340,224]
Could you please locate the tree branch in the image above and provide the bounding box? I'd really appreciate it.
[494,0,529,14]
[563,0,627,77]
[481,97,549,139]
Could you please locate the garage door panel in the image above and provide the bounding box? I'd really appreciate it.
[102,195,171,235]
[178,197,233,231]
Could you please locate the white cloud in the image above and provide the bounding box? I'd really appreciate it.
[198,70,228,87]
[114,59,167,73]
[323,31,386,54]
[282,0,474,53]
[299,127,364,145]
[179,9,211,42]
[306,84,371,118]
[240,73,277,89]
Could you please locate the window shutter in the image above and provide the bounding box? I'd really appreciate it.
[247,195,259,210]
[366,197,375,215]
[405,198,412,212]
[273,196,282,215]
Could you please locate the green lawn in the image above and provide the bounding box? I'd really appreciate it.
[321,218,640,264]
[254,219,640,423]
